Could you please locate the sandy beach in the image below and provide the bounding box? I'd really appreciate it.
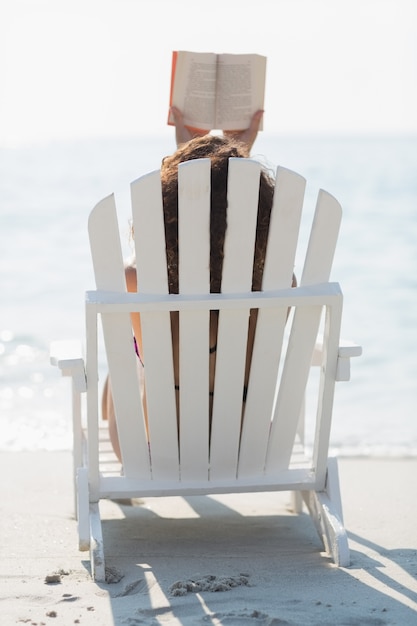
[1,452,416,625]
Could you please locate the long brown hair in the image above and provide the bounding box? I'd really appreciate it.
[160,134,274,294]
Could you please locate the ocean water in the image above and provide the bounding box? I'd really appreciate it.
[1,133,416,455]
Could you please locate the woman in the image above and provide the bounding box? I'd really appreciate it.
[103,109,288,461]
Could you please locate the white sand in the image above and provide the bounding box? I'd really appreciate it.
[1,451,416,625]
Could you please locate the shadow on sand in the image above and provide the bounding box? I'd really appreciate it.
[85,493,417,625]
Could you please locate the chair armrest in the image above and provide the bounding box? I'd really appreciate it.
[336,340,362,381]
[50,340,87,392]
[312,338,362,382]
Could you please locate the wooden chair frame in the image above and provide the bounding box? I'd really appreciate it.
[51,159,361,580]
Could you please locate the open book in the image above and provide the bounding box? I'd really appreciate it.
[167,51,267,132]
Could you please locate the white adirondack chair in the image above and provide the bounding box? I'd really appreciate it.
[51,158,361,581]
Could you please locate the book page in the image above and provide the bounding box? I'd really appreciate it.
[215,54,266,131]
[168,51,217,131]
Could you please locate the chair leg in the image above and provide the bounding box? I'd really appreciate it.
[72,382,83,520]
[304,458,349,566]
[76,468,106,580]
[77,468,90,551]
[290,491,303,513]
[90,502,106,582]
[290,397,306,513]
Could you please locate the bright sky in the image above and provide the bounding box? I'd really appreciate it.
[1,0,416,146]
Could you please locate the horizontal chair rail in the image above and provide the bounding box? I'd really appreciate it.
[98,468,319,500]
[86,282,343,313]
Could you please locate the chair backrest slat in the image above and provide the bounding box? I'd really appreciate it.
[238,167,306,477]
[177,160,211,481]
[209,159,261,480]
[88,195,150,478]
[301,190,342,287]
[131,172,179,480]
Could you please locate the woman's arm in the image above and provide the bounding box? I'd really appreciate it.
[170,106,264,152]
